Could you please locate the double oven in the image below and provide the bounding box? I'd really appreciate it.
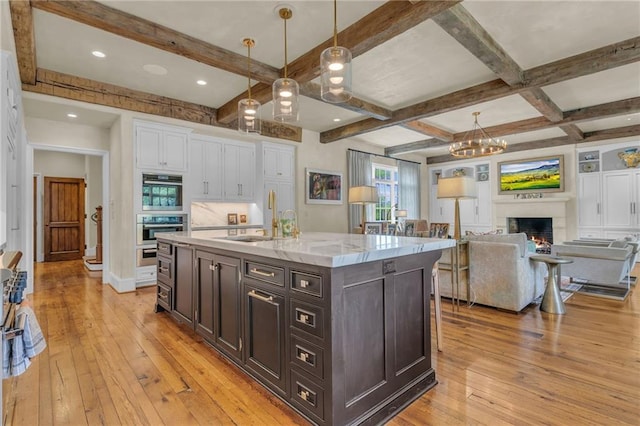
[136,173,187,267]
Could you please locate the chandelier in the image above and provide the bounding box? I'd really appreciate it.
[449,112,507,157]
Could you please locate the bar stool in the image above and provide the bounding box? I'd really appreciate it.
[432,263,443,351]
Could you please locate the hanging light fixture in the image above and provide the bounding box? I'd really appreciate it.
[449,112,507,158]
[320,0,352,103]
[273,7,299,123]
[238,38,261,134]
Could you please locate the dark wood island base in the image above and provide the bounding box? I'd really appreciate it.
[155,234,445,425]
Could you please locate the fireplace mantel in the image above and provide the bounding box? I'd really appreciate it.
[494,197,570,242]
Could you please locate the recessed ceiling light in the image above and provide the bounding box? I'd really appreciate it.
[67,113,77,118]
[196,80,207,86]
[333,118,341,122]
[143,64,168,75]
[92,51,106,58]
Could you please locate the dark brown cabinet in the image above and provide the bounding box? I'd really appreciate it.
[156,237,440,426]
[195,250,242,363]
[155,241,174,313]
[172,243,194,327]
[244,282,286,395]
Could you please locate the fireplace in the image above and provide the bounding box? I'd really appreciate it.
[508,217,553,253]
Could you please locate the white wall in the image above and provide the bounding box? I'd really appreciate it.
[26,117,110,151]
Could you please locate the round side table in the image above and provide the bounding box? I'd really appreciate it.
[530,255,574,314]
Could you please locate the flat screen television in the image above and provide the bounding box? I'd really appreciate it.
[498,155,564,194]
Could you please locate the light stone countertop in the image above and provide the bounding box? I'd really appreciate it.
[157,231,456,268]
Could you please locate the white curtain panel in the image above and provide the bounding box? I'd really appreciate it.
[398,160,421,219]
[347,150,373,231]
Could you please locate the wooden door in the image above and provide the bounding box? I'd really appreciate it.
[44,177,85,262]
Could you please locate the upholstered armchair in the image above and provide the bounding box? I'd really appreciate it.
[438,233,546,312]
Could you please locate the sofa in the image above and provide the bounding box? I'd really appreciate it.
[550,238,636,289]
[437,233,546,312]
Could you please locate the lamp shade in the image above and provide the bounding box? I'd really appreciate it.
[348,185,378,204]
[395,209,408,218]
[437,176,477,199]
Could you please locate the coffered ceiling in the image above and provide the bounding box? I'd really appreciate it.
[5,1,640,163]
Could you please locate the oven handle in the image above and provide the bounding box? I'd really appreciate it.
[143,180,182,186]
[142,224,185,228]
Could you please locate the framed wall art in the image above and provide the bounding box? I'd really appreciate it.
[305,168,343,204]
[498,155,564,194]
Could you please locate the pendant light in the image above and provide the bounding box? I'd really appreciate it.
[238,38,261,134]
[320,0,352,103]
[273,7,299,122]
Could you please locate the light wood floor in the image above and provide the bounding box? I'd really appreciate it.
[3,260,639,425]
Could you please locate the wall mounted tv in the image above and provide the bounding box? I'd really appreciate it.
[498,155,564,194]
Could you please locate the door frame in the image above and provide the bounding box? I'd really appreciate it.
[29,144,110,285]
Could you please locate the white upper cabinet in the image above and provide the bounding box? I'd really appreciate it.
[578,173,602,227]
[189,135,223,201]
[223,141,255,202]
[135,121,190,172]
[263,142,294,180]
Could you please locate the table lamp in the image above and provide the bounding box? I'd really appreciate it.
[348,185,378,234]
[437,176,477,240]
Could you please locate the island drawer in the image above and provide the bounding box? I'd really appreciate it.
[291,370,325,422]
[157,241,173,256]
[156,283,172,311]
[291,271,323,298]
[291,335,324,379]
[245,261,285,286]
[157,254,174,285]
[290,299,324,339]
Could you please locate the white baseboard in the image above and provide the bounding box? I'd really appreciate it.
[108,272,136,293]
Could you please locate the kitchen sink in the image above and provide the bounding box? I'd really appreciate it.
[222,235,274,243]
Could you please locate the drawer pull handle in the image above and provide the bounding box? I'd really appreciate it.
[158,266,169,272]
[250,268,275,278]
[296,345,316,366]
[296,384,316,406]
[158,290,168,300]
[300,279,309,288]
[295,308,315,327]
[248,290,274,303]
[209,263,219,271]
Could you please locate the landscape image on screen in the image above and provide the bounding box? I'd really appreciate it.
[499,157,562,192]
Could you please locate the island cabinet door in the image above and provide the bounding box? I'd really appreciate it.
[244,283,287,395]
[195,250,216,342]
[213,254,243,363]
[172,244,194,327]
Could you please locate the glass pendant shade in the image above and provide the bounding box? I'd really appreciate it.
[320,46,352,103]
[238,98,261,134]
[273,77,299,122]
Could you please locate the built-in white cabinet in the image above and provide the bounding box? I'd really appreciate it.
[259,142,296,232]
[223,141,255,201]
[429,163,491,235]
[188,135,223,201]
[135,121,190,172]
[577,144,640,238]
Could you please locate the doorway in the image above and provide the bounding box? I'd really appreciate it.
[43,177,85,261]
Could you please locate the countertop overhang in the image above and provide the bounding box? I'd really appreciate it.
[157,231,456,268]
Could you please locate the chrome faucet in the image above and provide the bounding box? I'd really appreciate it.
[268,190,278,238]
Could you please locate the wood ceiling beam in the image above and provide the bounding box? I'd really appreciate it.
[384,96,640,155]
[23,68,302,142]
[400,121,453,141]
[8,0,36,85]
[427,124,640,164]
[321,35,640,143]
[218,0,458,124]
[30,0,281,84]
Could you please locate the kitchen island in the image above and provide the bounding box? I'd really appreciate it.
[155,231,454,425]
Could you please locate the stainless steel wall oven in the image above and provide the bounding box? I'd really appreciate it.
[136,214,187,246]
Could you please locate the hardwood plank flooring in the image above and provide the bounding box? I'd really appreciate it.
[3,260,639,425]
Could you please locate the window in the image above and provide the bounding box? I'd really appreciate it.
[372,163,398,221]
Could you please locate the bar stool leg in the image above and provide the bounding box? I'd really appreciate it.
[432,264,443,351]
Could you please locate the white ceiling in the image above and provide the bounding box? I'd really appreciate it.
[7,1,640,159]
